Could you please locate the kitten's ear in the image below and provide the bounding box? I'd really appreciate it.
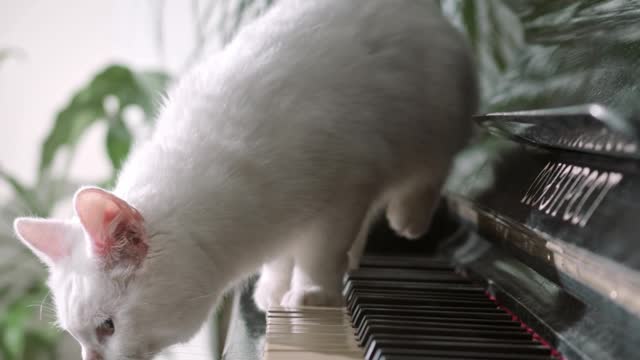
[73,187,148,267]
[13,218,73,267]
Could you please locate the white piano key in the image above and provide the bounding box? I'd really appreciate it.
[263,306,363,360]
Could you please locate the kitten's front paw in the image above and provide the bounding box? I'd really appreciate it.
[386,199,434,240]
[280,286,343,308]
[388,215,429,240]
[253,278,289,312]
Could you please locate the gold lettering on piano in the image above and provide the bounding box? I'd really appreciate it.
[521,162,622,227]
[557,131,638,154]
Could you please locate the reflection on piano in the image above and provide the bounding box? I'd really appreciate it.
[219,104,640,360]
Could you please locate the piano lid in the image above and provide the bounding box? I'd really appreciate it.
[476,104,640,159]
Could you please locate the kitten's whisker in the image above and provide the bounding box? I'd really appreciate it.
[25,292,53,321]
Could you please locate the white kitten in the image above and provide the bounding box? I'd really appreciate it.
[14,1,476,359]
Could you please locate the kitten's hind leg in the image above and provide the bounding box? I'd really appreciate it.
[253,256,293,312]
[386,180,442,240]
[281,200,369,308]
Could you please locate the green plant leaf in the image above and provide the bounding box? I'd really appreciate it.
[23,331,59,360]
[39,102,103,177]
[462,0,478,51]
[0,49,11,63]
[106,116,132,172]
[0,281,57,360]
[0,286,10,301]
[0,48,25,67]
[0,168,43,216]
[38,65,171,177]
[3,304,26,359]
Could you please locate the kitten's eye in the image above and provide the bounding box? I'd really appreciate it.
[96,318,115,340]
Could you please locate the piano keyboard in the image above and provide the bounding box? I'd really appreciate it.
[264,255,562,360]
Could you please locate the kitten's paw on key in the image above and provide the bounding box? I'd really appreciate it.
[386,185,440,240]
[280,286,343,308]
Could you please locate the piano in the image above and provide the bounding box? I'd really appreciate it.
[211,1,640,359]
[212,103,640,360]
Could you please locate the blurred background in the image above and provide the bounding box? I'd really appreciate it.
[1,0,638,359]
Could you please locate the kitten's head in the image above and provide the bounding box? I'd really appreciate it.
[14,187,210,360]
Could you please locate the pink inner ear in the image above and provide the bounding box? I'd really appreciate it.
[75,189,119,254]
[14,218,72,265]
[74,187,147,261]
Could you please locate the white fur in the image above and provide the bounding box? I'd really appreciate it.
[15,1,476,359]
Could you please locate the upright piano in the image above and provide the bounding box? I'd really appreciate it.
[217,104,639,360]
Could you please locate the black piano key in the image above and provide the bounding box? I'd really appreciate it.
[344,278,485,290]
[347,294,498,313]
[357,318,525,341]
[378,356,503,360]
[358,256,454,270]
[349,299,497,314]
[358,324,532,346]
[346,289,492,304]
[346,292,486,306]
[352,307,509,329]
[350,304,513,326]
[343,280,486,299]
[345,290,488,307]
[348,295,488,308]
[342,256,560,360]
[355,315,522,340]
[347,295,503,312]
[359,316,522,329]
[349,295,499,308]
[352,306,506,325]
[378,356,478,360]
[365,339,551,360]
[347,268,469,283]
[374,349,554,360]
[363,333,536,354]
[344,285,488,304]
[377,356,527,360]
[343,279,485,296]
[352,303,508,318]
[348,287,492,298]
[352,307,513,329]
